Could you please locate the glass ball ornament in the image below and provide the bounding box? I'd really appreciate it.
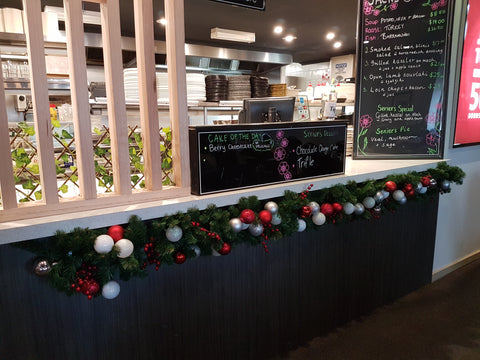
[393,189,406,202]
[249,223,264,237]
[354,203,365,215]
[374,191,384,204]
[308,201,320,214]
[107,225,124,242]
[441,180,451,191]
[240,209,256,224]
[166,226,183,242]
[94,234,114,254]
[114,239,134,258]
[418,186,428,194]
[271,213,282,225]
[362,196,376,209]
[229,218,243,233]
[297,218,307,232]
[264,201,279,215]
[312,212,326,226]
[381,190,390,199]
[259,210,273,225]
[398,196,407,205]
[33,258,52,276]
[174,252,186,264]
[343,202,355,215]
[218,242,231,255]
[102,280,120,300]
[241,221,250,230]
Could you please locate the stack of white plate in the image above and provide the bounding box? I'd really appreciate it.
[156,72,169,102]
[123,68,141,101]
[186,73,206,102]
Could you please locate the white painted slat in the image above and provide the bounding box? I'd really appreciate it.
[133,0,162,191]
[23,0,59,204]
[165,0,191,188]
[0,59,18,210]
[99,0,132,195]
[64,0,97,200]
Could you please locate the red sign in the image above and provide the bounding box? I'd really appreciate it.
[455,0,480,146]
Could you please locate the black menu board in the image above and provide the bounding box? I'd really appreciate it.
[354,0,453,159]
[189,122,346,195]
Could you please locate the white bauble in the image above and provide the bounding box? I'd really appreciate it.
[271,214,282,225]
[166,226,183,242]
[354,203,365,215]
[264,201,279,215]
[102,280,120,300]
[241,221,250,230]
[190,245,201,257]
[229,218,243,233]
[343,202,355,215]
[297,219,307,232]
[312,212,326,226]
[115,239,134,258]
[363,196,376,209]
[308,201,321,215]
[393,190,406,202]
[94,234,114,254]
[249,223,264,237]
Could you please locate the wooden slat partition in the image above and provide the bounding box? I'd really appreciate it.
[22,0,59,205]
[133,0,163,191]
[165,0,191,188]
[0,59,17,210]
[98,0,132,195]
[63,0,97,200]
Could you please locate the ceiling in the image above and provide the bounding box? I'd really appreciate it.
[3,0,359,64]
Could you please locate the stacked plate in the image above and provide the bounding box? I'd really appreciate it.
[269,83,287,97]
[250,76,269,97]
[156,72,169,102]
[205,75,228,102]
[186,73,206,101]
[124,68,140,100]
[227,75,251,101]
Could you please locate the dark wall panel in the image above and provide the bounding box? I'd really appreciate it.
[0,195,438,359]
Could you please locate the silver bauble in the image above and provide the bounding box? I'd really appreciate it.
[381,190,390,199]
[271,214,282,225]
[374,191,384,204]
[393,190,406,202]
[297,219,307,232]
[343,202,355,215]
[373,205,382,216]
[312,212,326,226]
[264,201,279,215]
[415,182,423,193]
[354,203,365,215]
[166,226,183,242]
[419,186,428,194]
[249,223,264,237]
[190,245,201,257]
[229,218,243,233]
[398,196,407,205]
[441,180,451,191]
[363,196,376,209]
[308,201,321,215]
[429,178,437,188]
[34,259,51,276]
[241,221,250,230]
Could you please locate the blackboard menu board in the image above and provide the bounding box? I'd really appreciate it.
[189,121,346,195]
[354,0,453,159]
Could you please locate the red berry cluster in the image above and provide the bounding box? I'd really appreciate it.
[260,223,281,253]
[70,263,100,300]
[142,240,161,270]
[191,221,221,242]
[299,184,314,200]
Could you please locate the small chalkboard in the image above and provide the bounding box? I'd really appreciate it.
[189,122,347,195]
[354,0,453,159]
[209,0,265,11]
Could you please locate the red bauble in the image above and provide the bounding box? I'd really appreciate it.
[259,210,272,225]
[406,189,416,199]
[218,242,231,255]
[384,181,397,192]
[403,183,413,192]
[420,176,431,187]
[107,225,124,242]
[174,252,186,264]
[332,203,343,213]
[239,209,256,224]
[320,203,334,216]
[81,279,100,296]
[300,205,312,218]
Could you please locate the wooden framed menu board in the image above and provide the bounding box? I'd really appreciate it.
[354,0,453,159]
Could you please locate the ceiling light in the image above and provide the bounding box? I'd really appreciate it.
[283,35,296,42]
[210,27,255,43]
[333,41,342,48]
[44,5,101,25]
[274,26,283,34]
[156,18,167,26]
[326,32,335,40]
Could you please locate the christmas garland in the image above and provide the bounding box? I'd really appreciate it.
[15,162,465,300]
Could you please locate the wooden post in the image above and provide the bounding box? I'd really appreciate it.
[23,0,59,204]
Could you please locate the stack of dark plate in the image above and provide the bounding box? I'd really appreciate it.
[250,76,269,97]
[205,75,228,102]
[227,75,251,101]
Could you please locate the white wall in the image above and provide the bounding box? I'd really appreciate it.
[433,0,480,272]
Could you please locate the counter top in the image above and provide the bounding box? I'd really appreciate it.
[0,158,443,245]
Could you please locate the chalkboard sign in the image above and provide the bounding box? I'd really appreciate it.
[189,121,346,195]
[354,0,453,159]
[209,0,265,11]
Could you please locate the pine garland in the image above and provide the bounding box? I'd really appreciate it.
[13,162,465,299]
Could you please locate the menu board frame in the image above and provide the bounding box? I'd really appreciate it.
[208,0,265,11]
[453,0,480,148]
[353,0,454,159]
[189,121,347,195]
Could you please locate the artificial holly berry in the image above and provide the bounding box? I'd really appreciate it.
[239,209,256,224]
[332,203,343,213]
[421,176,431,187]
[300,205,312,218]
[218,242,231,255]
[259,210,272,225]
[81,279,100,296]
[107,225,124,242]
[384,181,397,192]
[174,252,186,264]
[320,203,334,216]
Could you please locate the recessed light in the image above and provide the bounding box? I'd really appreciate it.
[156,17,167,25]
[283,35,296,42]
[274,26,283,34]
[326,32,335,40]
[333,41,342,48]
